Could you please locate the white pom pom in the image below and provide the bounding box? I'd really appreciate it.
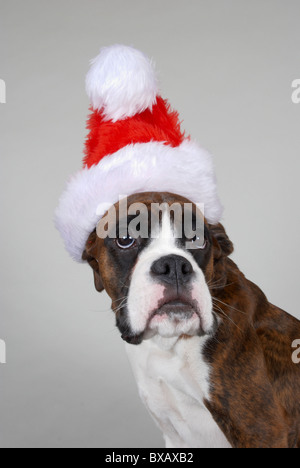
[85,45,159,122]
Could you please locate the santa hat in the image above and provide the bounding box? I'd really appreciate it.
[55,45,223,262]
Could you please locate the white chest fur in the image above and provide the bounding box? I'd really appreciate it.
[126,335,231,448]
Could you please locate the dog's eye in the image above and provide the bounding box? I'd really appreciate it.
[188,236,207,250]
[116,236,136,249]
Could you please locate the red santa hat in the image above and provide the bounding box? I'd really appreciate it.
[55,45,223,262]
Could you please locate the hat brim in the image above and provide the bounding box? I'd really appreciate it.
[55,140,223,262]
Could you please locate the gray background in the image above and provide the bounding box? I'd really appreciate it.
[0,0,299,448]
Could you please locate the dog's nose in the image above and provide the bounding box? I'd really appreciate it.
[151,255,194,285]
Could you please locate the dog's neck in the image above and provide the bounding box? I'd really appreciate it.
[125,332,232,448]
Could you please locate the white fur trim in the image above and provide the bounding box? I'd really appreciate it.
[55,140,223,262]
[86,45,158,122]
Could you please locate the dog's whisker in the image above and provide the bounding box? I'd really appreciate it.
[208,277,225,284]
[112,296,129,305]
[207,275,230,286]
[207,279,224,288]
[113,299,127,309]
[213,302,243,332]
[114,300,128,313]
[212,296,247,316]
[209,281,237,291]
[213,305,243,332]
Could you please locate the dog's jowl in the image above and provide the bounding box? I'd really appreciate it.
[56,45,300,448]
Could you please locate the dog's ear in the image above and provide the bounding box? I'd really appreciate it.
[209,223,234,260]
[82,231,104,293]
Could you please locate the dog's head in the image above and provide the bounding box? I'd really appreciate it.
[82,192,233,345]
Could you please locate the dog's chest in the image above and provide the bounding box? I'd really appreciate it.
[126,336,231,448]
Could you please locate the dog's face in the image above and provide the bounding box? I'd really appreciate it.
[83,192,233,345]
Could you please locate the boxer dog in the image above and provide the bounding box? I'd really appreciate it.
[82,192,300,449]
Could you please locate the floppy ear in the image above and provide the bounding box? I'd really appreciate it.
[209,223,234,260]
[82,231,104,293]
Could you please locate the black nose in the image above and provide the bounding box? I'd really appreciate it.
[151,255,194,285]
